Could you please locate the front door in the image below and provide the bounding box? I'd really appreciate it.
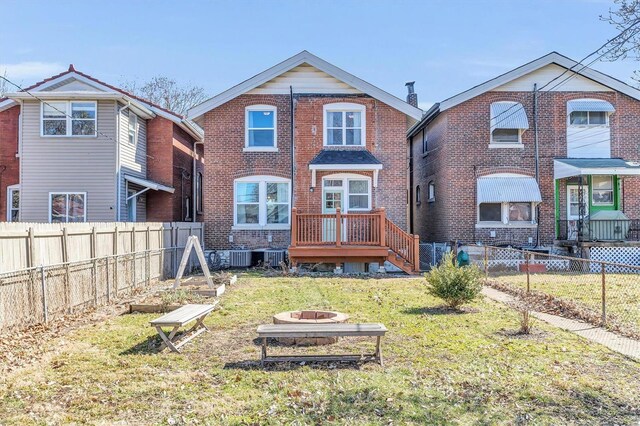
[322,187,343,242]
[567,184,588,240]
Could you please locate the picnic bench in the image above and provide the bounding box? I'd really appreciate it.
[256,323,388,367]
[150,303,217,353]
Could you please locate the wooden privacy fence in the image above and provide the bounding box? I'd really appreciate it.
[0,222,204,330]
[0,222,204,273]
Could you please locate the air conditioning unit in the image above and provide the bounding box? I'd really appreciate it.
[263,249,286,267]
[229,250,252,267]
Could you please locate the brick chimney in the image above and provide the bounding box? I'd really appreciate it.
[405,81,418,107]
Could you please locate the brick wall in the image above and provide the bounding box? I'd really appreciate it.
[146,116,204,222]
[411,90,640,246]
[0,106,20,221]
[200,94,410,249]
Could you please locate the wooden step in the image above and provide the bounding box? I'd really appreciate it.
[386,251,419,275]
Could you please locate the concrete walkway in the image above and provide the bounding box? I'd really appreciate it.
[482,286,640,362]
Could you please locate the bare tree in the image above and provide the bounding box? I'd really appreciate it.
[0,71,9,97]
[601,1,640,62]
[121,76,208,116]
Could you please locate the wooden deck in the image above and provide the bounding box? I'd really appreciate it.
[288,208,420,273]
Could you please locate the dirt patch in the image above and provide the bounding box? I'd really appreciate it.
[496,328,550,341]
[0,280,172,375]
[486,279,640,340]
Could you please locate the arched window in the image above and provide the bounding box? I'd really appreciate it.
[489,101,528,146]
[245,105,277,151]
[428,181,435,201]
[415,185,421,205]
[234,175,291,227]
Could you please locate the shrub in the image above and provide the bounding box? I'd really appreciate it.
[424,252,483,308]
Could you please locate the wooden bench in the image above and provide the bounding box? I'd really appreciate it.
[150,303,217,353]
[256,323,388,367]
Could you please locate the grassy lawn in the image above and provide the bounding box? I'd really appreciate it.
[1,275,640,425]
[490,272,640,336]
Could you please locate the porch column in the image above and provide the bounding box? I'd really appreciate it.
[291,207,298,247]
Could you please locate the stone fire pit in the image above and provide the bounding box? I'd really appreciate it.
[272,310,349,345]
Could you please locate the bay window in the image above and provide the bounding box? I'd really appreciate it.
[42,101,97,137]
[323,103,366,146]
[234,176,290,228]
[50,192,86,223]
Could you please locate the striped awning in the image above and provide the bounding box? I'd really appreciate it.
[477,177,542,204]
[490,102,529,130]
[567,100,615,114]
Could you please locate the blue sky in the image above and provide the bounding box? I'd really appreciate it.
[1,0,637,110]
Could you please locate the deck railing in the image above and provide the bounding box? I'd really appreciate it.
[385,217,419,270]
[291,207,385,247]
[291,207,420,271]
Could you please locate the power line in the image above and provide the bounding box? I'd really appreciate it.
[0,75,120,144]
[487,17,640,131]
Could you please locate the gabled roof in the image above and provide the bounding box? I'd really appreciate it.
[0,64,203,140]
[408,51,640,137]
[187,50,423,120]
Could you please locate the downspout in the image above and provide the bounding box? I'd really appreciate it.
[408,133,414,234]
[290,85,295,246]
[533,84,541,247]
[0,166,6,220]
[116,102,131,221]
[192,140,204,222]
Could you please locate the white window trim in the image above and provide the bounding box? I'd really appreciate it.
[567,184,589,220]
[128,111,138,145]
[428,181,435,202]
[322,173,372,212]
[244,105,277,152]
[323,102,366,147]
[591,176,614,206]
[48,192,87,223]
[233,175,291,230]
[40,101,97,138]
[6,184,19,222]
[476,202,537,227]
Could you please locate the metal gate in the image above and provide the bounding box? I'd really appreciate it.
[419,242,450,271]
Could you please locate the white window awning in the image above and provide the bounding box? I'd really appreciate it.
[477,177,542,204]
[490,102,529,130]
[554,158,640,179]
[125,175,174,195]
[567,99,615,114]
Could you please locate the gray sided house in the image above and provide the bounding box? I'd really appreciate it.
[0,65,203,223]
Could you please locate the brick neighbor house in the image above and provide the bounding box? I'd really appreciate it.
[0,65,204,223]
[188,51,423,272]
[408,52,640,253]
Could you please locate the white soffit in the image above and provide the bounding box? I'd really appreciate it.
[187,50,423,120]
[439,52,640,112]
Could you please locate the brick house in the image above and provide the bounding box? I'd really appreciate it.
[0,65,204,223]
[188,51,423,272]
[408,52,640,251]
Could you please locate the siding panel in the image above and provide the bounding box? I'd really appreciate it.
[20,100,117,222]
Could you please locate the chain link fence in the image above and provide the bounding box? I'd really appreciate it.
[480,246,640,339]
[0,246,197,330]
[419,242,450,271]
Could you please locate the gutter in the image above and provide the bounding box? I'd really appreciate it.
[407,103,440,138]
